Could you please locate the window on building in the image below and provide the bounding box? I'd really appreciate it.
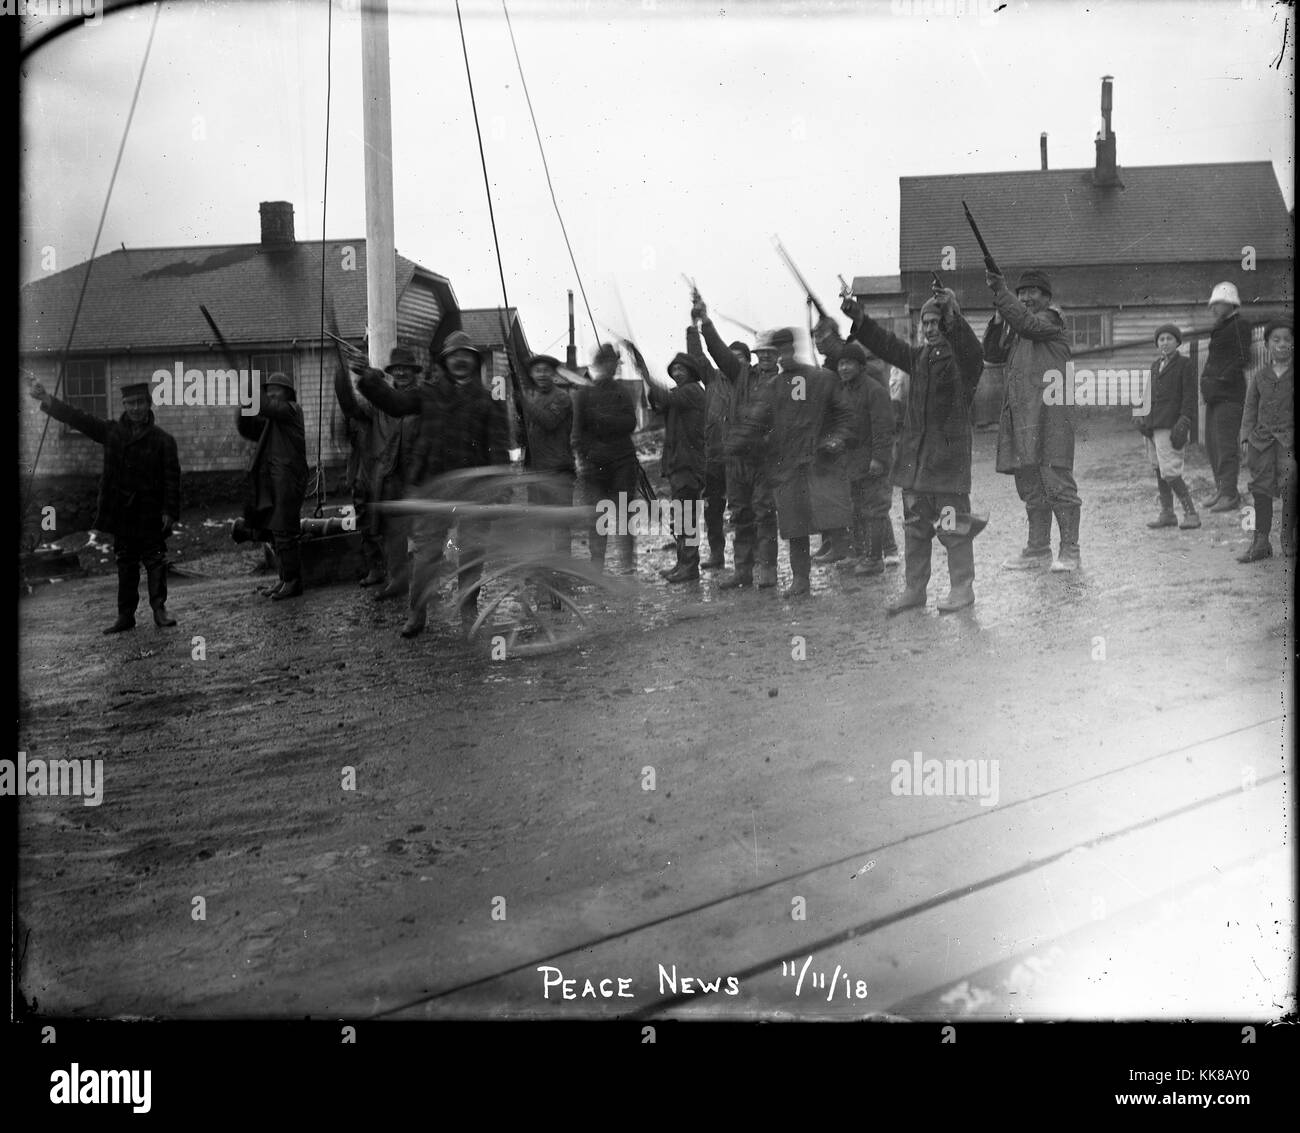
[1062,313,1110,350]
[250,354,295,388]
[61,359,109,428]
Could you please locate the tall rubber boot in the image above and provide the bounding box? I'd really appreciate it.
[1167,476,1200,529]
[1050,506,1081,572]
[755,531,778,589]
[887,529,931,614]
[665,530,700,583]
[854,517,885,577]
[104,560,140,634]
[783,537,811,597]
[936,537,975,612]
[272,537,304,600]
[1237,494,1273,562]
[1148,476,1177,528]
[146,560,177,626]
[1003,508,1053,569]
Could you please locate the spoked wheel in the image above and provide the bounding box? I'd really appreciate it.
[463,564,597,657]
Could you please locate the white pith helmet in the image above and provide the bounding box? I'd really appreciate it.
[1207,281,1241,308]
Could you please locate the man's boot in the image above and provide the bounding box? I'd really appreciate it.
[146,560,177,627]
[665,532,700,583]
[718,568,753,590]
[936,538,975,613]
[854,518,885,577]
[811,534,835,560]
[783,538,811,598]
[1148,476,1178,528]
[701,539,726,570]
[817,529,849,565]
[887,529,931,614]
[1238,494,1273,562]
[1050,506,1082,572]
[1210,486,1242,512]
[1167,476,1201,529]
[103,559,140,633]
[271,538,304,600]
[882,520,900,566]
[1003,508,1053,569]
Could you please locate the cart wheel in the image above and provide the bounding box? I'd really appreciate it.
[464,565,595,657]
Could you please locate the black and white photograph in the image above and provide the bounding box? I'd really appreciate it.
[12,0,1296,1101]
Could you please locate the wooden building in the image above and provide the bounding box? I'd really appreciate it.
[20,202,459,522]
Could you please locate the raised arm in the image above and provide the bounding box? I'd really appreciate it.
[334,362,373,421]
[357,368,422,417]
[945,311,985,402]
[842,297,915,375]
[686,325,721,387]
[989,276,1071,346]
[37,393,111,444]
[699,316,742,382]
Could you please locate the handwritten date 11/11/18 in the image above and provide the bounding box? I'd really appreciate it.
[781,956,869,1001]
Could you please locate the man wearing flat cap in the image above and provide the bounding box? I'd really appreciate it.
[983,268,1081,573]
[359,330,509,637]
[30,377,182,633]
[236,371,309,600]
[335,345,424,591]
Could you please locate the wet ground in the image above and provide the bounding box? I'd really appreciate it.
[15,417,1295,1019]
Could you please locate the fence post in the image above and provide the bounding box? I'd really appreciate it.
[1190,338,1202,447]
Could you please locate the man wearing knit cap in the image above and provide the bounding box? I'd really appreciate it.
[684,324,734,570]
[519,353,576,556]
[645,349,707,582]
[358,330,509,637]
[1135,324,1200,531]
[1200,281,1255,512]
[235,371,309,600]
[983,268,1081,572]
[571,342,640,572]
[692,293,781,589]
[843,286,986,613]
[726,327,854,598]
[30,377,182,633]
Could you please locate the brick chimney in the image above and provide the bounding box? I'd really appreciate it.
[1092,76,1123,187]
[259,201,295,247]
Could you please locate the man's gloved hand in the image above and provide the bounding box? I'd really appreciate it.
[690,297,707,323]
[840,295,862,320]
[985,270,1005,292]
[1170,415,1191,450]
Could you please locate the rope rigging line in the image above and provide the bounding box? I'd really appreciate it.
[309,0,336,518]
[454,0,529,453]
[500,0,602,351]
[22,1,164,530]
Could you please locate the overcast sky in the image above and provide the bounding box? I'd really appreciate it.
[19,0,1296,375]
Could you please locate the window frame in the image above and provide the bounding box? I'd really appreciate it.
[59,358,110,435]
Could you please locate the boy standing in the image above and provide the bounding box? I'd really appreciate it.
[1136,324,1200,531]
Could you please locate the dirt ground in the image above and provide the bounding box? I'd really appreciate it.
[15,415,1295,1020]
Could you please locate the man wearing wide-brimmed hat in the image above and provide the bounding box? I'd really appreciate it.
[358,330,509,637]
[335,344,424,592]
[30,377,182,633]
[235,371,309,600]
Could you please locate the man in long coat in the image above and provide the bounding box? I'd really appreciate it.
[1200,281,1255,512]
[844,288,985,613]
[727,328,854,598]
[236,371,309,600]
[359,331,509,637]
[982,269,1080,573]
[30,378,181,633]
[334,346,422,589]
[694,297,781,589]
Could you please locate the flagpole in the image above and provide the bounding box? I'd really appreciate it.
[360,0,397,368]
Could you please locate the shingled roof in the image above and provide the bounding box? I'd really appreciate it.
[900,161,1293,271]
[459,307,520,349]
[19,240,453,353]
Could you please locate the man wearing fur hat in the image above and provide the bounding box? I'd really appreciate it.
[1200,281,1255,512]
[726,328,854,598]
[334,345,423,591]
[571,342,640,573]
[1135,324,1200,531]
[843,287,986,612]
[30,378,181,633]
[235,371,309,600]
[358,331,509,637]
[983,269,1080,572]
[692,296,781,589]
[645,348,707,583]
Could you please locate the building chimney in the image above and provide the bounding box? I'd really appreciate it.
[1040,132,1048,171]
[1093,76,1122,187]
[259,201,295,248]
[566,290,577,369]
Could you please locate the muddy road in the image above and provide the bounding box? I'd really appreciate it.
[15,418,1294,1020]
